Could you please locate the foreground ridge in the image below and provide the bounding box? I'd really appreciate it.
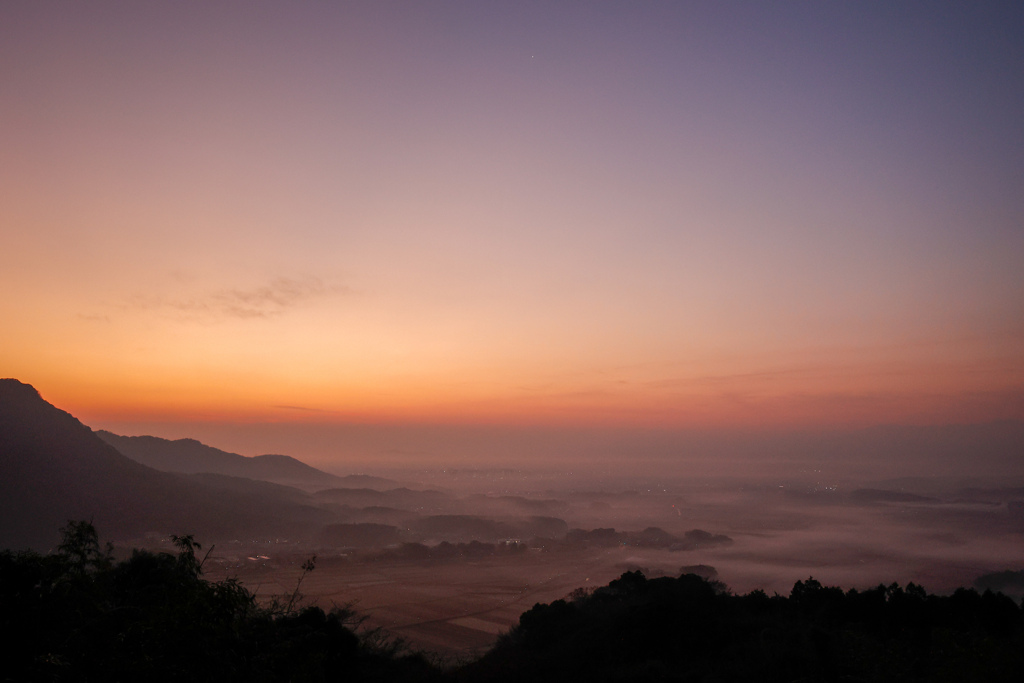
[465,570,1024,682]
[0,522,440,683]
[4,522,1024,682]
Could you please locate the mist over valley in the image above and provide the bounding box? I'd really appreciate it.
[4,379,1023,658]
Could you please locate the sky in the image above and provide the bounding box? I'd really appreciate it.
[2,2,1023,463]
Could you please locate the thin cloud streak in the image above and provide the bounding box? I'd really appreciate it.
[121,276,349,323]
[271,404,329,413]
[3,3,1021,431]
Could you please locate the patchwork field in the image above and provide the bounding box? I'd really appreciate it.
[205,549,631,658]
[197,475,1024,659]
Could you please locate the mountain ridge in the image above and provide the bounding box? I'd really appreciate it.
[95,430,344,490]
[0,379,335,550]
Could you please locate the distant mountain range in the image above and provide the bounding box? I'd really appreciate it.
[14,377,1018,562]
[0,379,335,550]
[0,379,566,553]
[95,430,347,490]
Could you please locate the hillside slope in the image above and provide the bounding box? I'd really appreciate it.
[96,430,344,490]
[0,379,333,550]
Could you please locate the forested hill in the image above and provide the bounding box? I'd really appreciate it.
[4,522,1023,682]
[464,571,1024,682]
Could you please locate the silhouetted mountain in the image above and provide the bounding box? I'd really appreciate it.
[0,379,334,550]
[95,430,345,490]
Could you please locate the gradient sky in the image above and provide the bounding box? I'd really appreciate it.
[3,2,1023,451]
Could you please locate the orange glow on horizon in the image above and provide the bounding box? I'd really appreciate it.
[40,355,1024,433]
[3,3,1022,445]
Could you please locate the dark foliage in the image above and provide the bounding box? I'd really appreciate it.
[0,521,442,683]
[975,569,1024,597]
[461,571,1024,683]
[6,522,1024,682]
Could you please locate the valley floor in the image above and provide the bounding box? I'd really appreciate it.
[205,549,624,658]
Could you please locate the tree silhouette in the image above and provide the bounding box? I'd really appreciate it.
[0,521,440,682]
[5,522,1024,682]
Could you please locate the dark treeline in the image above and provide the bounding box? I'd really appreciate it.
[0,522,441,683]
[466,571,1024,683]
[4,523,1024,682]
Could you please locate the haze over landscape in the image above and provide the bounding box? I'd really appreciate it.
[2,0,1024,669]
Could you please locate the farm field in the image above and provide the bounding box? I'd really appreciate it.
[196,475,1024,658]
[205,549,630,658]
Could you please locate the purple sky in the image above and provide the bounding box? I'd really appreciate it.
[2,2,1022,464]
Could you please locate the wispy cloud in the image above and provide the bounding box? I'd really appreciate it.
[124,276,348,322]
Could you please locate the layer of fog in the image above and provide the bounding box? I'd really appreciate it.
[190,464,1024,601]
[107,419,1024,598]
[367,468,1024,596]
